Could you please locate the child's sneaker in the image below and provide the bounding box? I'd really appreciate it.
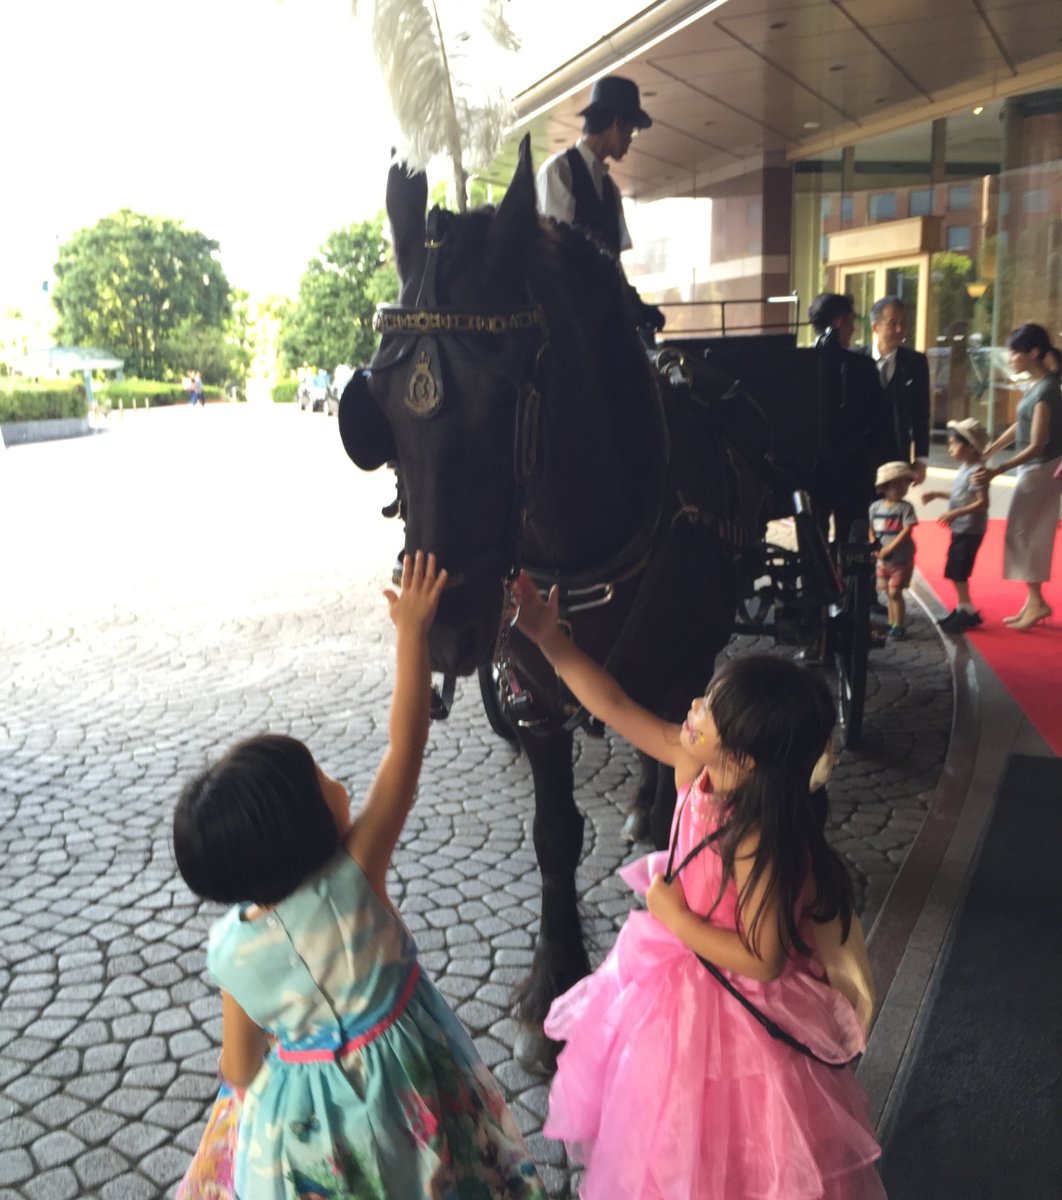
[937,609,962,630]
[887,624,906,639]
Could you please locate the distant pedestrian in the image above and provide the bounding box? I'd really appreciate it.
[182,372,196,405]
[870,461,919,638]
[922,418,989,632]
[172,553,544,1200]
[193,371,205,408]
[977,323,1061,631]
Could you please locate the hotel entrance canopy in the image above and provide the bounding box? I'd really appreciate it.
[491,0,1062,198]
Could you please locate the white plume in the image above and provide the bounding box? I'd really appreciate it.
[352,0,519,210]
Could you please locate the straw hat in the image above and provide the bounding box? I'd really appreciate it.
[875,461,916,488]
[946,417,988,454]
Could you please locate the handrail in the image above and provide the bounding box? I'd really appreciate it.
[654,295,807,337]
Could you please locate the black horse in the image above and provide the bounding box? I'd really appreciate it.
[339,138,769,1067]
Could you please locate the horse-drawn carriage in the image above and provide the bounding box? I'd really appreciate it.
[339,140,876,1068]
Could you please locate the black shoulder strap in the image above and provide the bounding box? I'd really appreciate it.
[664,794,859,1070]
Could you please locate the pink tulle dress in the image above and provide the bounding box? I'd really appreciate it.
[543,775,886,1200]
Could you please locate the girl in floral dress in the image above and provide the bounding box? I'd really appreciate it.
[174,552,545,1200]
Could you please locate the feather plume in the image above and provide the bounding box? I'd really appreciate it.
[352,0,519,211]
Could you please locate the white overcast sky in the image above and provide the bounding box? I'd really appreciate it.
[0,0,646,309]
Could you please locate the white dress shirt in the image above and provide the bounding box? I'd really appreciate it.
[872,343,897,387]
[535,139,633,253]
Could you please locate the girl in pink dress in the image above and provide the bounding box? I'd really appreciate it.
[512,572,886,1200]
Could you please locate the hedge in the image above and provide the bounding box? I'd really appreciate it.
[273,380,299,404]
[96,379,224,409]
[0,380,87,423]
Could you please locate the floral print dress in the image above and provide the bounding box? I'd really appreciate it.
[200,850,544,1200]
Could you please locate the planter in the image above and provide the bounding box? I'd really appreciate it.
[1,417,92,447]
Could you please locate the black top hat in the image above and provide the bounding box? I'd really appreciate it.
[578,76,652,129]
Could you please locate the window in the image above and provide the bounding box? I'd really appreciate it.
[869,193,897,221]
[999,191,1010,217]
[909,189,933,217]
[947,225,972,251]
[841,196,854,222]
[948,184,972,211]
[821,196,832,218]
[1023,189,1049,214]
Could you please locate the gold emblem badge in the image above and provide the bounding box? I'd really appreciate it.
[406,351,441,415]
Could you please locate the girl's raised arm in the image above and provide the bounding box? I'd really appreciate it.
[512,572,682,768]
[345,552,447,898]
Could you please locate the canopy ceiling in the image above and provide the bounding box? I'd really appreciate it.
[485,0,1062,199]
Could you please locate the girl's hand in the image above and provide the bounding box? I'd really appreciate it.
[647,872,689,929]
[384,551,448,633]
[512,571,560,645]
[938,510,957,527]
[876,546,889,560]
[972,465,993,487]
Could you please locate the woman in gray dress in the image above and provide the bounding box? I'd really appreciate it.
[980,324,1062,631]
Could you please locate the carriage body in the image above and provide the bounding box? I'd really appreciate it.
[654,332,877,748]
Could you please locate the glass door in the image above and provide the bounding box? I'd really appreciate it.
[841,270,876,349]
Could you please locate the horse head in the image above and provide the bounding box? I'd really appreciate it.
[340,137,660,678]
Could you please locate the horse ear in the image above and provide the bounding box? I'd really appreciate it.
[386,158,428,288]
[487,135,539,273]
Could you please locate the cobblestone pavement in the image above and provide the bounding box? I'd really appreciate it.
[0,406,950,1198]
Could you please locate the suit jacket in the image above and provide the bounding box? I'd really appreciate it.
[860,343,931,467]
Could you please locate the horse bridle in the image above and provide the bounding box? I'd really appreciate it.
[374,212,672,730]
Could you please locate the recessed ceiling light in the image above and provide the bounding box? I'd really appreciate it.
[875,97,887,104]
[829,64,844,72]
[769,20,787,29]
[704,119,716,126]
[803,121,820,130]
[642,90,658,98]
[972,105,985,115]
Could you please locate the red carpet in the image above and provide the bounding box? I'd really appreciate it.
[915,519,1062,755]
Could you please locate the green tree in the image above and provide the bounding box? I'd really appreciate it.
[160,289,254,388]
[930,251,974,338]
[53,210,231,380]
[429,175,507,211]
[279,218,398,372]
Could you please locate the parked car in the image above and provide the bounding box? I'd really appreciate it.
[325,365,355,417]
[297,371,331,412]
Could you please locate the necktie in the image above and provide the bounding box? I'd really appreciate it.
[879,355,893,387]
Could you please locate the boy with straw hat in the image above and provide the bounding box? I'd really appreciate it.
[922,418,990,632]
[870,461,919,638]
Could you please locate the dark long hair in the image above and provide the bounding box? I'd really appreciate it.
[173,734,338,906]
[701,655,854,958]
[1008,323,1061,374]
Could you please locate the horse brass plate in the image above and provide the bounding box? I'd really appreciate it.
[406,350,441,416]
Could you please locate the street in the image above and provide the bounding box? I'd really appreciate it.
[0,404,949,1198]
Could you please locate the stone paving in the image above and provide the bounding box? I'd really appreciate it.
[0,406,950,1198]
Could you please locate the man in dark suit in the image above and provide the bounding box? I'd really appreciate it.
[860,295,931,485]
[807,293,883,542]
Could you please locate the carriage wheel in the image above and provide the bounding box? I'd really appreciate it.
[477,663,519,744]
[834,523,871,750]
